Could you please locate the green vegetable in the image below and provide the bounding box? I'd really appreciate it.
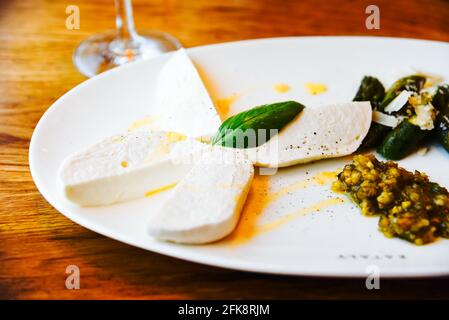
[353,76,385,109]
[211,101,304,148]
[377,120,427,160]
[379,75,426,110]
[359,75,427,151]
[352,76,387,149]
[432,85,449,152]
[360,123,391,150]
[333,154,449,245]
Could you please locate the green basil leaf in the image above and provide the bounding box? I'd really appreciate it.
[211,101,305,148]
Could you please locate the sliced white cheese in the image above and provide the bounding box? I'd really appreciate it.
[372,110,400,127]
[384,90,412,114]
[246,102,372,168]
[58,130,206,206]
[147,147,254,244]
[152,48,222,138]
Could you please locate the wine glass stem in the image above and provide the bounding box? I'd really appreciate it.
[114,0,139,44]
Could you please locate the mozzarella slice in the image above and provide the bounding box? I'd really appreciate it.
[58,131,206,206]
[246,101,372,167]
[148,148,254,244]
[152,48,222,138]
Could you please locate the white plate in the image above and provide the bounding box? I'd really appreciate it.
[29,37,449,277]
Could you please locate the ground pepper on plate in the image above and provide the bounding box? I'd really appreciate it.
[332,154,449,245]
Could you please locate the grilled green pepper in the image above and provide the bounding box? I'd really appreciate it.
[211,101,305,148]
[353,76,387,149]
[353,76,385,109]
[379,75,426,110]
[432,85,449,152]
[377,120,427,160]
[356,75,426,150]
[360,123,391,150]
[363,75,427,152]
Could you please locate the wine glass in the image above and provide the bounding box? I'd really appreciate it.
[73,0,181,77]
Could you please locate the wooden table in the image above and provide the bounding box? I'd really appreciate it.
[1,0,449,299]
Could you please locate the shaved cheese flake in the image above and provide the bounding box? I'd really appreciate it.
[384,90,412,114]
[372,111,399,127]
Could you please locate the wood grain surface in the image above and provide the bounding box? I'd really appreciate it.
[1,0,449,299]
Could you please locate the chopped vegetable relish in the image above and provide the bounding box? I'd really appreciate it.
[333,154,449,245]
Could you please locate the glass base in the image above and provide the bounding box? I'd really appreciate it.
[73,30,182,77]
